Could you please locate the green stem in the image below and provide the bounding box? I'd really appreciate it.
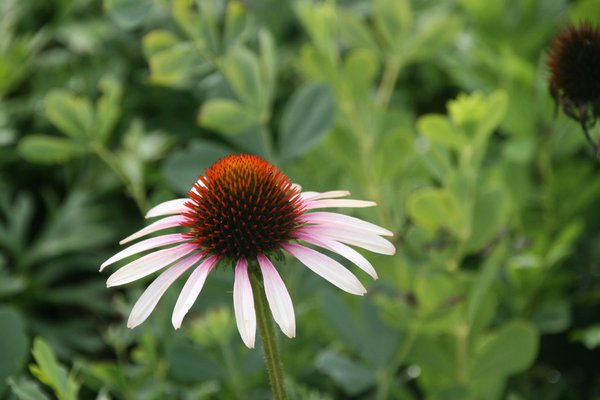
[251,273,288,400]
[219,340,245,399]
[375,56,402,110]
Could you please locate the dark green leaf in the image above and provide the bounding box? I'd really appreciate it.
[0,307,29,396]
[315,350,376,395]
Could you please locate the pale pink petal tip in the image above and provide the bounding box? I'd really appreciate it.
[171,255,218,329]
[145,198,189,219]
[233,259,256,348]
[120,215,186,245]
[258,254,296,338]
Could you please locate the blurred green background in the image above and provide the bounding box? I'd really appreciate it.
[2,0,600,399]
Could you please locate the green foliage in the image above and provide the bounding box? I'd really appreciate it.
[3,0,600,399]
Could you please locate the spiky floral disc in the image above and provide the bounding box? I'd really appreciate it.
[548,22,600,126]
[182,154,304,260]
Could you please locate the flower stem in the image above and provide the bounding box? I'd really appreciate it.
[251,273,288,400]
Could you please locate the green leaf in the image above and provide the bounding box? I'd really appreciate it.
[30,338,79,400]
[95,77,122,142]
[315,350,376,395]
[146,42,207,87]
[465,188,509,252]
[198,98,260,135]
[104,0,154,29]
[220,47,264,110]
[406,187,464,237]
[467,243,506,326]
[373,0,412,50]
[18,135,87,164]
[418,114,467,150]
[142,30,180,58]
[258,29,277,101]
[0,307,28,396]
[471,320,539,380]
[223,1,252,50]
[45,90,94,140]
[279,84,335,161]
[341,49,379,99]
[162,141,234,194]
[532,299,571,334]
[7,378,50,400]
[337,10,378,51]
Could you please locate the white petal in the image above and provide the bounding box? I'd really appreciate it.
[257,254,295,338]
[300,190,350,201]
[106,243,197,287]
[297,231,378,279]
[101,234,187,271]
[301,225,395,255]
[145,199,189,218]
[120,215,187,244]
[233,259,256,348]
[127,253,202,328]
[303,211,393,236]
[171,255,218,329]
[283,243,367,295]
[305,199,376,210]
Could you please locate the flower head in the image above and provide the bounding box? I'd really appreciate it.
[547,22,600,130]
[101,154,395,348]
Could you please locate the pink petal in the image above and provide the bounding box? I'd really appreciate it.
[127,253,203,328]
[101,234,187,271]
[300,225,395,255]
[233,259,256,348]
[257,254,295,338]
[304,199,376,210]
[302,211,393,236]
[145,199,189,218]
[282,243,366,295]
[120,215,187,244]
[106,243,197,287]
[300,190,350,201]
[171,255,218,329]
[296,231,378,279]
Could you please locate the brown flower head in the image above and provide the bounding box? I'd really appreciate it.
[548,22,600,130]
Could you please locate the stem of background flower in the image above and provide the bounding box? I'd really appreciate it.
[219,340,245,399]
[250,273,288,400]
[375,55,402,110]
[90,142,147,212]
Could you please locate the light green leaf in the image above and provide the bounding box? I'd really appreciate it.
[223,1,252,50]
[471,320,539,380]
[198,98,260,135]
[0,307,28,396]
[465,188,509,252]
[295,2,337,55]
[220,47,264,110]
[18,135,87,164]
[95,77,122,142]
[342,49,379,99]
[30,338,79,400]
[406,187,464,237]
[315,350,376,395]
[338,10,378,51]
[142,30,180,59]
[418,114,467,150]
[162,141,234,194]
[373,0,412,50]
[279,84,335,161]
[258,29,277,100]
[45,90,94,140]
[104,0,154,29]
[147,42,206,87]
[7,378,50,400]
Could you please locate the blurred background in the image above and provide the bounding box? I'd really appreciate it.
[1,0,600,399]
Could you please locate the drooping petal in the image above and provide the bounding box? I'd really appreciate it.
[296,231,378,279]
[120,215,187,244]
[282,243,367,295]
[301,225,395,255]
[257,254,295,338]
[127,252,203,328]
[101,234,188,271]
[172,255,218,329]
[233,258,256,348]
[106,243,197,287]
[302,211,393,236]
[304,199,376,210]
[145,199,189,218]
[300,190,350,201]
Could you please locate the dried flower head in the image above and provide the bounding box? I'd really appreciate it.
[548,22,600,148]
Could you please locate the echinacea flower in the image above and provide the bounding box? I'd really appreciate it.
[101,154,395,348]
[547,22,600,147]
